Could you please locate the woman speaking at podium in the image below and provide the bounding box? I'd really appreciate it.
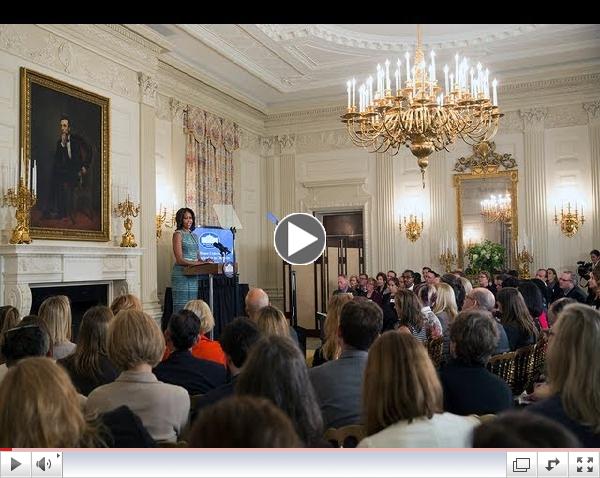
[171,208,212,312]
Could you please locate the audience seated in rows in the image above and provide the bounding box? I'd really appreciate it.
[86,309,190,443]
[246,288,299,346]
[181,299,226,366]
[381,277,400,332]
[462,287,509,354]
[58,305,118,396]
[359,332,479,447]
[439,309,513,416]
[256,306,291,339]
[558,271,587,303]
[109,294,142,316]
[189,396,301,447]
[39,295,76,360]
[154,309,226,395]
[432,282,458,363]
[309,299,382,429]
[312,294,352,367]
[394,289,442,342]
[519,280,548,329]
[496,288,538,351]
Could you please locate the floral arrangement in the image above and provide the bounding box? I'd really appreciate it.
[465,239,506,274]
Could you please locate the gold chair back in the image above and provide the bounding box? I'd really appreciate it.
[487,351,516,391]
[324,424,366,448]
[425,336,444,368]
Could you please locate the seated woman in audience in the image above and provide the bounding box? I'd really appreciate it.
[441,273,466,311]
[182,299,226,366]
[394,289,442,342]
[38,295,76,360]
[359,332,478,447]
[0,324,50,383]
[0,305,20,364]
[528,304,600,447]
[586,270,600,309]
[546,267,562,303]
[58,305,118,396]
[439,310,513,416]
[236,335,324,447]
[381,277,400,332]
[86,310,190,443]
[375,272,389,297]
[458,276,473,302]
[348,275,360,295]
[0,357,103,447]
[472,411,580,447]
[256,306,290,339]
[477,271,496,296]
[496,287,538,351]
[365,277,383,307]
[312,294,353,367]
[188,396,301,447]
[519,280,548,329]
[433,282,458,362]
[109,294,142,316]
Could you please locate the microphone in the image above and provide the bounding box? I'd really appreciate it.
[212,242,231,255]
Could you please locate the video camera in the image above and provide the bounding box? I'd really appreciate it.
[577,260,593,281]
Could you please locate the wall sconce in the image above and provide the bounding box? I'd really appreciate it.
[554,203,584,238]
[399,214,424,242]
[156,204,176,239]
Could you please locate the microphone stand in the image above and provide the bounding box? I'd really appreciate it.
[230,226,240,316]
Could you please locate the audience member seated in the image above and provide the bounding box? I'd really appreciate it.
[425,270,441,286]
[182,299,226,366]
[245,288,299,345]
[86,310,190,443]
[439,310,513,416]
[359,332,478,447]
[355,273,368,296]
[558,270,587,303]
[441,273,466,311]
[348,275,360,295]
[58,306,118,396]
[333,274,351,295]
[375,272,390,297]
[546,268,562,303]
[381,277,400,332]
[586,270,600,309]
[109,294,142,316]
[496,288,538,351]
[312,294,353,367]
[154,310,226,395]
[0,305,20,365]
[546,297,576,328]
[387,270,397,280]
[458,276,473,302]
[236,335,324,447]
[401,270,416,291]
[188,396,301,447]
[0,357,103,447]
[477,271,496,296]
[194,317,262,414]
[0,324,50,383]
[98,405,157,448]
[310,300,382,429]
[518,280,548,329]
[472,410,580,447]
[462,287,509,354]
[38,295,76,359]
[528,304,600,447]
[365,277,383,307]
[256,305,291,339]
[394,289,442,342]
[433,282,458,362]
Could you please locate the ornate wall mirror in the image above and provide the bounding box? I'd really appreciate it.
[453,142,518,270]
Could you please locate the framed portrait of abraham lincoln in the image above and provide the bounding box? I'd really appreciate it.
[21,68,110,241]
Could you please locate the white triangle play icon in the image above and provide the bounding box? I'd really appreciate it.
[288,221,318,256]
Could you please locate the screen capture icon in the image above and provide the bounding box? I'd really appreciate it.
[507,452,537,477]
[274,213,326,265]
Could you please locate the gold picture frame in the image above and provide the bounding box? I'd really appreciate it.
[21,67,110,241]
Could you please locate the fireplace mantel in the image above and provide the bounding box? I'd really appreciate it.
[0,244,143,315]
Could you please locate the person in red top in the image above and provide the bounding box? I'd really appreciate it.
[162,299,226,367]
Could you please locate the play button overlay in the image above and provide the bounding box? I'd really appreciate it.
[11,458,21,471]
[274,213,326,265]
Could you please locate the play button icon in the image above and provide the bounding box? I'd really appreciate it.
[274,213,326,265]
[11,458,21,471]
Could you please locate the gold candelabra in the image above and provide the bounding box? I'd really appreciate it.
[399,214,424,242]
[554,203,584,238]
[2,177,37,244]
[480,193,511,223]
[114,194,140,247]
[156,205,176,238]
[515,244,534,279]
[439,248,457,273]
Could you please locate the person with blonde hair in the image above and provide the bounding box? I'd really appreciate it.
[58,305,118,396]
[38,295,76,360]
[0,357,102,447]
[0,306,20,364]
[529,304,600,446]
[86,309,190,443]
[109,294,142,316]
[256,305,290,338]
[312,294,353,367]
[181,299,226,366]
[359,332,478,447]
[433,282,459,362]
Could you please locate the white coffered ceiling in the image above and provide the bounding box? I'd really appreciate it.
[133,24,600,114]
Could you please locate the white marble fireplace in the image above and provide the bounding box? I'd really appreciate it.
[0,244,143,316]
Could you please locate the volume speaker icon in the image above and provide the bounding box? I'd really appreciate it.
[36,457,52,471]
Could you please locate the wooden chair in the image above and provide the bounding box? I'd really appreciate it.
[158,440,188,447]
[487,351,516,392]
[528,335,548,391]
[513,344,535,395]
[425,336,444,368]
[324,424,366,448]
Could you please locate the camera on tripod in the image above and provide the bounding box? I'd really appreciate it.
[577,260,593,280]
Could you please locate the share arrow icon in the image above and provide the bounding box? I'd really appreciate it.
[546,458,560,471]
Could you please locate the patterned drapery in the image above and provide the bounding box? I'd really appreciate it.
[184,106,239,226]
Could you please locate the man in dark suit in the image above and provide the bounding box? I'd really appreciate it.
[309,299,382,429]
[559,271,587,303]
[154,310,226,395]
[51,115,91,222]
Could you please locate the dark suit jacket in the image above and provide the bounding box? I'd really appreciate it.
[439,360,513,416]
[308,348,368,429]
[100,405,157,448]
[192,375,237,423]
[565,286,587,304]
[153,349,226,395]
[58,353,118,396]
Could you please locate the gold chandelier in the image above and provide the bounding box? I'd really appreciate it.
[399,214,424,242]
[341,25,503,187]
[554,203,585,237]
[480,193,511,223]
